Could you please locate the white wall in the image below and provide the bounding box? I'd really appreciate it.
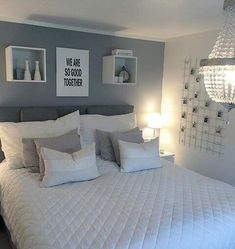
[161,30,235,186]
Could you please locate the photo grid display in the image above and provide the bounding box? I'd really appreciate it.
[179,58,228,155]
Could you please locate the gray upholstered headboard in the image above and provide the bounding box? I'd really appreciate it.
[0,105,134,122]
[0,105,134,162]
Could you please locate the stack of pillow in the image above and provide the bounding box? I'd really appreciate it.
[0,110,162,187]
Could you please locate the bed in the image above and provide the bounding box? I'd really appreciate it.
[0,105,235,249]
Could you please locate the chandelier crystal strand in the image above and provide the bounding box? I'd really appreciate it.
[200,2,235,108]
[210,5,235,58]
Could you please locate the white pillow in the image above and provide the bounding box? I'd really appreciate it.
[0,111,80,169]
[119,138,162,173]
[80,113,136,148]
[40,143,100,187]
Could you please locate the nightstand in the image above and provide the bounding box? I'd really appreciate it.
[159,151,175,163]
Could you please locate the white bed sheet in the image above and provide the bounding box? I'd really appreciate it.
[0,158,235,249]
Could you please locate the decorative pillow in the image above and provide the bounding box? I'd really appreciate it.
[80,113,136,153]
[0,111,80,169]
[34,129,81,180]
[119,138,162,173]
[22,129,81,170]
[96,128,142,162]
[96,130,115,161]
[40,144,100,187]
[110,129,144,164]
[22,138,40,171]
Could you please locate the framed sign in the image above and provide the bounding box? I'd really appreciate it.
[56,47,89,96]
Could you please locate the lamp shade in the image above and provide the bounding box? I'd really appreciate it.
[147,113,163,129]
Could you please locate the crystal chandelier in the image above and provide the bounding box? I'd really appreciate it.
[200,0,235,111]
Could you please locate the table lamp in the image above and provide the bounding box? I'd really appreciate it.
[147,113,163,138]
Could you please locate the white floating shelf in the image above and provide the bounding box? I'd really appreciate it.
[102,55,137,85]
[5,46,46,82]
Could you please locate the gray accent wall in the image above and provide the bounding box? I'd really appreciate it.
[0,21,164,121]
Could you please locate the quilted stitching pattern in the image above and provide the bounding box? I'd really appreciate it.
[0,160,235,249]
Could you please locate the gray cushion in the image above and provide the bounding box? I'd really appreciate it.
[110,129,144,164]
[96,130,115,161]
[34,129,81,180]
[22,138,40,171]
[96,128,142,162]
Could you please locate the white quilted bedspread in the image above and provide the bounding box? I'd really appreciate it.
[0,159,235,249]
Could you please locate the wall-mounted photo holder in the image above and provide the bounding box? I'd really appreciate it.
[205,100,210,107]
[215,126,222,134]
[194,91,199,98]
[181,112,186,118]
[204,116,209,123]
[190,68,196,75]
[192,122,197,128]
[179,57,227,155]
[192,106,198,113]
[183,98,188,105]
[196,75,201,83]
[217,111,223,118]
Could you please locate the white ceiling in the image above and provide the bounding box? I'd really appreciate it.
[0,0,224,41]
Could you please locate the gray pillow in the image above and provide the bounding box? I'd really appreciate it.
[34,129,81,180]
[110,129,144,164]
[95,130,103,155]
[96,130,115,161]
[95,128,138,155]
[96,128,142,162]
[22,129,81,172]
[22,139,39,170]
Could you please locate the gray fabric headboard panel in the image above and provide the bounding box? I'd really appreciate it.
[87,105,134,116]
[0,105,134,162]
[0,108,21,122]
[21,108,58,122]
[0,105,134,122]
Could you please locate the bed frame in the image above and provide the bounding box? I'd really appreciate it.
[0,104,134,249]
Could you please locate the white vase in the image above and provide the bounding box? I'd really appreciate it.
[34,61,41,81]
[24,60,31,81]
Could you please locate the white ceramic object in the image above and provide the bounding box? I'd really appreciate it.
[34,61,41,81]
[114,76,119,83]
[24,60,31,81]
[118,76,123,83]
